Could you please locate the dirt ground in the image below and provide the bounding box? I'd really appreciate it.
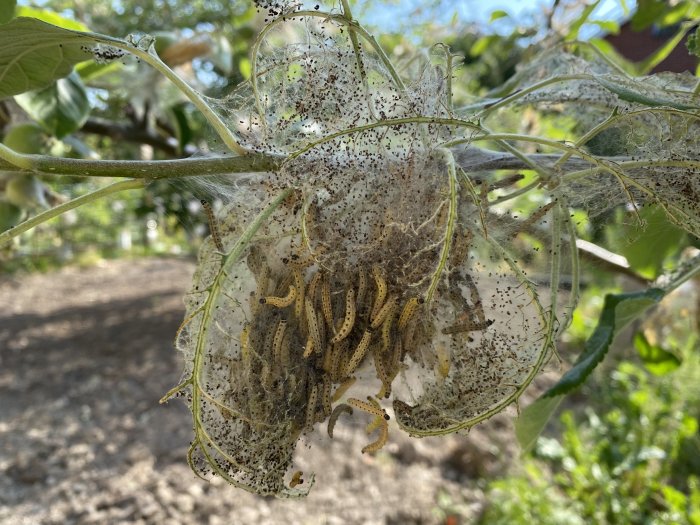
[0,257,555,525]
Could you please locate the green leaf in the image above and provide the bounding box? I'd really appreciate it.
[0,0,16,25]
[2,121,48,154]
[611,205,687,280]
[15,6,88,31]
[238,56,251,79]
[168,103,192,155]
[15,71,90,138]
[515,396,563,454]
[471,35,498,57]
[489,10,509,23]
[688,27,700,58]
[5,175,48,208]
[633,332,681,375]
[589,20,620,35]
[547,289,665,397]
[75,59,122,83]
[596,75,700,110]
[0,199,22,230]
[0,17,96,100]
[565,0,601,41]
[632,0,668,31]
[588,38,634,73]
[515,288,666,451]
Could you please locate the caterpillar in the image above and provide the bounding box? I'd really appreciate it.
[398,296,424,331]
[330,288,356,344]
[331,375,356,402]
[305,297,324,354]
[370,265,387,321]
[348,396,390,454]
[289,470,304,488]
[389,338,403,377]
[441,318,493,334]
[201,200,224,252]
[372,344,392,398]
[356,267,368,312]
[240,323,251,364]
[344,329,373,377]
[303,335,315,358]
[347,396,389,421]
[435,343,451,379]
[260,285,297,308]
[365,412,385,434]
[362,419,389,454]
[293,268,306,320]
[304,383,319,431]
[330,339,350,382]
[327,403,353,438]
[315,307,326,355]
[306,270,322,308]
[370,294,398,330]
[272,319,288,365]
[321,273,333,329]
[511,200,557,239]
[321,377,332,417]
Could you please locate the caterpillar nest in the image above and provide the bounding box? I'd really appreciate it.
[165,4,700,497]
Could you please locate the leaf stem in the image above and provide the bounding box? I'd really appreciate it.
[0,178,145,246]
[77,32,248,155]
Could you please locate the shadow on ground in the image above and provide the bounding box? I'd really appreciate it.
[0,258,540,525]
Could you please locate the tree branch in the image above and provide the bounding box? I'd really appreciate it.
[451,146,617,172]
[0,142,630,180]
[81,117,195,157]
[0,146,282,178]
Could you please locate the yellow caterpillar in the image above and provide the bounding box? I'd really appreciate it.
[330,288,356,344]
[261,285,297,308]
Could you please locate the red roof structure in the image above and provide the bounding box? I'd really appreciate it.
[605,21,698,73]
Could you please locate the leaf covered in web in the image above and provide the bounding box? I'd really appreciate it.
[167,7,699,497]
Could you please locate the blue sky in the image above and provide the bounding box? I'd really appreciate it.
[361,0,636,37]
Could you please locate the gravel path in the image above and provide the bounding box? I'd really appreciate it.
[0,258,544,525]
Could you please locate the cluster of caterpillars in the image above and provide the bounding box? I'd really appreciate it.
[243,247,426,457]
